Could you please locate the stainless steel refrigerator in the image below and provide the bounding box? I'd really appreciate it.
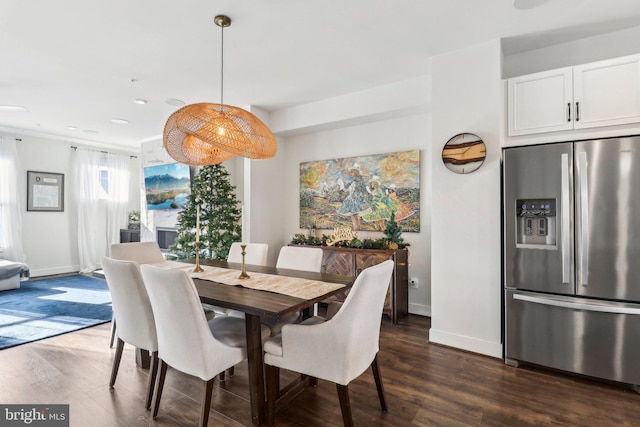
[503,136,640,389]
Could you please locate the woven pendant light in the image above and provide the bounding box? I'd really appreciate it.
[163,15,277,166]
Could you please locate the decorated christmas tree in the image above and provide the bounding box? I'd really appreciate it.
[169,164,242,261]
[383,211,409,249]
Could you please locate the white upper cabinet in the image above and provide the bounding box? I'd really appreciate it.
[508,54,640,136]
[508,68,573,136]
[573,55,640,129]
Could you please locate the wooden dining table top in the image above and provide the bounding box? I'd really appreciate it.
[190,259,355,319]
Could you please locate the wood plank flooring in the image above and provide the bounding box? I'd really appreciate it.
[0,314,639,426]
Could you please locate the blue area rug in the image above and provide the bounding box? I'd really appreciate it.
[0,274,112,350]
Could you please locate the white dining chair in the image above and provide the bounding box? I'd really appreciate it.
[263,260,395,427]
[275,245,323,272]
[213,242,270,317]
[110,241,166,265]
[108,242,167,347]
[268,245,324,329]
[101,256,159,410]
[227,242,269,266]
[139,264,271,427]
[110,241,216,341]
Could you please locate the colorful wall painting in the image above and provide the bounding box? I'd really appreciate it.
[300,150,420,232]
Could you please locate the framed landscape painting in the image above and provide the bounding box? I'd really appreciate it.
[300,150,420,232]
[144,163,191,210]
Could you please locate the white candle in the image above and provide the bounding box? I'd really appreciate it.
[195,205,200,243]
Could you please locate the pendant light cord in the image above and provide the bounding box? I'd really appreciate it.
[220,22,224,106]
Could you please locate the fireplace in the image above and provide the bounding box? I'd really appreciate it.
[156,227,178,252]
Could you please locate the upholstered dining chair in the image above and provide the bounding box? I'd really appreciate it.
[108,242,167,347]
[109,241,215,344]
[263,260,395,427]
[101,256,158,410]
[275,245,323,272]
[110,241,166,265]
[227,242,269,266]
[212,242,270,318]
[139,264,271,427]
[269,245,324,327]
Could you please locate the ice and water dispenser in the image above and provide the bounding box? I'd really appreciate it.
[515,199,557,248]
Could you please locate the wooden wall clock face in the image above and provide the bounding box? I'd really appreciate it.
[442,133,486,174]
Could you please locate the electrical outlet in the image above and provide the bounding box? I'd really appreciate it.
[410,278,418,288]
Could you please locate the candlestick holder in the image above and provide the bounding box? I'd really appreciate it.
[193,241,204,273]
[238,244,250,279]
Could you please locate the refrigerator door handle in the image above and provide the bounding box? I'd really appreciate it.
[561,153,570,284]
[578,151,589,286]
[513,293,640,315]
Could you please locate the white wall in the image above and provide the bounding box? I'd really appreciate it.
[503,25,640,79]
[4,131,140,276]
[430,40,503,357]
[280,113,432,315]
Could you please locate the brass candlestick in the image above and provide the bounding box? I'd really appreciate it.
[238,244,250,279]
[193,241,204,273]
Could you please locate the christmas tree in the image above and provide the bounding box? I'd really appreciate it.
[169,164,242,261]
[383,211,408,249]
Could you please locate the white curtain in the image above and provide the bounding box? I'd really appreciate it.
[0,136,26,262]
[105,152,130,246]
[73,148,102,272]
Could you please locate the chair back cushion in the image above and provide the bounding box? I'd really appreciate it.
[227,242,269,266]
[276,246,323,272]
[101,257,157,351]
[140,264,245,380]
[110,242,165,265]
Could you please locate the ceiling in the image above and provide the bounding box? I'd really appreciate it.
[2,0,640,151]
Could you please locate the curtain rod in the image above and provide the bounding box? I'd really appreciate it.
[70,145,137,159]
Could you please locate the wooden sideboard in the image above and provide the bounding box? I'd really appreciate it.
[291,245,408,324]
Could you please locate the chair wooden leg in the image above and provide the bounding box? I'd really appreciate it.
[265,364,279,427]
[109,317,116,348]
[336,384,354,427]
[371,354,387,412]
[200,378,215,427]
[152,360,168,418]
[145,351,159,410]
[109,338,125,388]
[218,366,234,382]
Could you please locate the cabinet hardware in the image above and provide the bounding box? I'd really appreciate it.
[567,103,571,122]
[576,102,580,121]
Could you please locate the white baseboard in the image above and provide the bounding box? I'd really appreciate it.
[409,303,431,317]
[30,265,80,278]
[429,328,503,359]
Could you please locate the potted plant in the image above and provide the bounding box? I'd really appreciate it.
[128,210,140,230]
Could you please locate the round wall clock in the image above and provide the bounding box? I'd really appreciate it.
[441,133,486,174]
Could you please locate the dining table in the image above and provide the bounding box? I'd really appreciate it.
[180,258,355,426]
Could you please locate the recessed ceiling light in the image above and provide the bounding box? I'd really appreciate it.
[83,129,98,134]
[111,118,129,125]
[0,105,29,112]
[134,98,148,105]
[165,98,185,106]
[67,126,77,130]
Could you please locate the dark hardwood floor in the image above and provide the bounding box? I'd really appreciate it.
[1,314,639,426]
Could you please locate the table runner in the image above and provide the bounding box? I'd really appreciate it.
[156,261,345,300]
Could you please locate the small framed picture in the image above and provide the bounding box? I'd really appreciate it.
[27,171,64,212]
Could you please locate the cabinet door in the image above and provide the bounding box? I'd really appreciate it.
[508,68,573,136]
[322,251,355,276]
[355,253,393,316]
[573,54,640,129]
